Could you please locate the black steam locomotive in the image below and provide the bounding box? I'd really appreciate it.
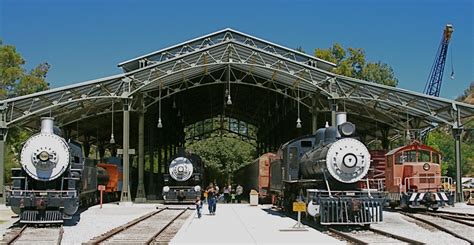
[270,113,385,225]
[6,117,108,224]
[162,149,204,203]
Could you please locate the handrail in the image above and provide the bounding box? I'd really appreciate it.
[404,176,452,192]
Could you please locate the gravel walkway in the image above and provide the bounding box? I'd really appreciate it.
[61,203,158,245]
[0,204,18,238]
[372,211,469,244]
[441,202,474,214]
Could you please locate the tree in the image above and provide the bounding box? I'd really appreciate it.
[426,129,474,177]
[0,39,50,182]
[315,43,398,86]
[425,83,474,177]
[0,39,50,99]
[187,134,255,186]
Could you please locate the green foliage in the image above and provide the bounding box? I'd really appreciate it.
[187,134,256,186]
[0,39,50,99]
[315,43,398,86]
[0,39,50,183]
[426,129,474,177]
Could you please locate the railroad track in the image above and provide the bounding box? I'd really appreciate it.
[425,211,474,227]
[430,210,474,217]
[401,212,474,244]
[2,225,63,245]
[327,226,423,244]
[277,208,423,244]
[88,207,191,244]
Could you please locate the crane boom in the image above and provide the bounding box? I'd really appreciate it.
[423,24,454,97]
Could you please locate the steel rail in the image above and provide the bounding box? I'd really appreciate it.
[431,210,474,218]
[401,212,474,244]
[368,227,424,244]
[57,226,64,245]
[90,207,167,244]
[6,224,27,245]
[327,227,368,244]
[423,212,474,227]
[146,208,189,244]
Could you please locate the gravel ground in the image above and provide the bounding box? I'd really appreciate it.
[61,203,159,245]
[440,202,474,214]
[372,211,469,244]
[0,204,18,238]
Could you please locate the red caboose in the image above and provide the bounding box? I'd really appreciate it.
[385,141,454,210]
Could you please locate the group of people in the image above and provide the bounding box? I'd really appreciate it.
[222,184,243,203]
[195,183,244,218]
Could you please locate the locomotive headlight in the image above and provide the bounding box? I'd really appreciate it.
[423,163,430,171]
[163,186,170,193]
[194,185,201,192]
[39,151,50,161]
[338,122,356,137]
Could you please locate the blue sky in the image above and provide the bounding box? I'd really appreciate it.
[1,0,472,99]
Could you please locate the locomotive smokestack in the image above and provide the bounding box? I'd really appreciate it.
[335,112,347,137]
[40,117,55,134]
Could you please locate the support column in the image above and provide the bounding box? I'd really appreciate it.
[147,125,156,200]
[311,94,318,134]
[120,98,131,203]
[135,107,146,202]
[0,103,7,204]
[453,108,464,202]
[330,99,337,127]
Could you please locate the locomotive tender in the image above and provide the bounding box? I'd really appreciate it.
[162,149,204,203]
[271,112,385,225]
[6,117,116,224]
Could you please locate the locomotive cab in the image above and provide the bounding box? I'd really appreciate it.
[385,141,454,210]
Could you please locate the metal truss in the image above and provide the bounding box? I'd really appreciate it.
[184,115,257,147]
[0,28,473,136]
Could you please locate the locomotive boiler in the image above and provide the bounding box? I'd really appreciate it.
[6,117,99,223]
[162,149,204,203]
[270,112,385,225]
[299,122,371,185]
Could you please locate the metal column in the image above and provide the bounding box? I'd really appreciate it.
[453,108,464,202]
[330,99,337,127]
[147,125,156,200]
[120,98,131,203]
[0,103,7,204]
[135,106,146,202]
[311,94,318,134]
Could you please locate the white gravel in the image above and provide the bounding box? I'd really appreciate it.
[61,203,159,245]
[0,204,18,239]
[440,202,474,214]
[372,211,469,244]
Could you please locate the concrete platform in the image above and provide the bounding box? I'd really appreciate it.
[171,204,343,244]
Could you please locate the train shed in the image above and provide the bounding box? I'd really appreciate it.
[1,28,473,203]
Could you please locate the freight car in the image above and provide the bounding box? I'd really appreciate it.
[234,153,276,203]
[384,141,454,210]
[162,149,204,203]
[270,112,385,225]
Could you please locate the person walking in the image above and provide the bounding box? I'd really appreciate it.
[195,196,203,218]
[207,184,217,215]
[223,185,230,203]
[236,184,243,203]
